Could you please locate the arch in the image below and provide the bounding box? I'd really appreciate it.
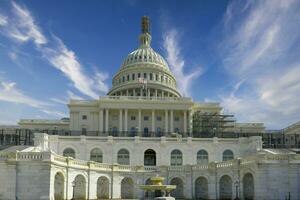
[73,174,86,200]
[54,172,64,200]
[219,175,232,200]
[170,177,184,199]
[222,150,234,161]
[243,173,254,200]
[63,148,75,158]
[170,149,183,166]
[144,178,155,198]
[117,149,130,165]
[195,176,208,200]
[90,148,103,163]
[97,176,110,199]
[197,150,208,164]
[121,177,134,199]
[144,149,156,166]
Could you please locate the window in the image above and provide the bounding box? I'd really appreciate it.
[223,150,234,161]
[63,148,75,158]
[132,74,135,80]
[118,149,130,165]
[112,127,118,136]
[90,148,103,163]
[130,127,136,136]
[138,73,141,78]
[155,74,158,81]
[144,73,147,78]
[156,116,162,121]
[144,116,149,121]
[175,116,180,121]
[131,116,136,121]
[144,127,149,135]
[122,76,125,82]
[150,73,153,80]
[127,75,130,81]
[82,115,87,120]
[171,149,182,166]
[112,115,118,121]
[174,128,180,133]
[144,149,156,166]
[82,128,87,135]
[197,150,208,164]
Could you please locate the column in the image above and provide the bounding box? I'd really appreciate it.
[119,109,123,132]
[99,109,104,132]
[165,110,168,133]
[188,109,193,135]
[152,110,155,132]
[183,110,187,134]
[105,109,109,132]
[124,109,128,132]
[138,109,142,133]
[126,90,129,96]
[162,91,164,98]
[147,89,150,97]
[140,88,143,96]
[133,89,136,96]
[155,89,158,97]
[170,110,174,133]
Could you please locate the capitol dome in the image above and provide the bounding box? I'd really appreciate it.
[107,16,181,98]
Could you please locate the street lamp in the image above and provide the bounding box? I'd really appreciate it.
[234,180,239,200]
[71,181,76,200]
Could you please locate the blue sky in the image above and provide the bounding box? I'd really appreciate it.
[0,0,300,129]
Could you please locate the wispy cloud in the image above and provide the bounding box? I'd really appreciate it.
[220,0,300,128]
[163,29,203,97]
[0,1,109,99]
[41,109,66,118]
[0,80,48,108]
[0,14,7,26]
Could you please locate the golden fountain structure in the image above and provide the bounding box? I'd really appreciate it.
[139,176,176,200]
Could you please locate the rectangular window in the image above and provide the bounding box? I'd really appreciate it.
[150,73,153,80]
[122,76,125,82]
[144,116,149,121]
[82,115,87,120]
[155,74,158,81]
[138,73,141,78]
[144,73,147,78]
[82,128,87,135]
[156,116,162,121]
[131,116,136,120]
[127,75,130,81]
[132,74,135,80]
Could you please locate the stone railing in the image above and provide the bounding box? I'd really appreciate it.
[99,96,192,102]
[1,151,299,172]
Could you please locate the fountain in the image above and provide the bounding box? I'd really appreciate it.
[139,176,176,200]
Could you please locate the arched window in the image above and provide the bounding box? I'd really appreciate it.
[73,175,86,199]
[117,149,130,165]
[243,173,254,200]
[197,150,208,164]
[144,149,156,166]
[90,148,103,163]
[219,175,232,199]
[54,172,65,200]
[171,149,183,166]
[63,148,75,158]
[121,177,134,199]
[223,150,234,161]
[97,176,109,199]
[195,177,208,199]
[170,177,184,199]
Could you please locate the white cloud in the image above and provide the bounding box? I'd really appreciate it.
[50,98,68,105]
[0,2,109,99]
[220,0,300,128]
[67,90,84,100]
[163,29,203,97]
[41,109,66,118]
[0,14,8,26]
[0,80,48,108]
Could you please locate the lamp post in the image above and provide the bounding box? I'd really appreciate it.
[71,181,76,200]
[234,180,239,200]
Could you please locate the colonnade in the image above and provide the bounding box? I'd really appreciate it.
[98,108,193,134]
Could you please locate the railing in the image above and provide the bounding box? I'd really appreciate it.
[0,129,300,149]
[99,96,192,102]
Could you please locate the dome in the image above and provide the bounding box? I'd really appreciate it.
[121,47,170,72]
[107,16,181,98]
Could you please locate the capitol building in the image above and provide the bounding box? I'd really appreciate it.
[0,16,300,200]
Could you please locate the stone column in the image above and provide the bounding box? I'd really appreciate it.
[152,110,155,132]
[133,89,136,96]
[155,89,158,97]
[165,110,168,133]
[126,90,129,96]
[119,109,123,132]
[124,109,128,132]
[183,110,187,134]
[105,109,109,132]
[138,109,142,133]
[170,110,174,133]
[140,88,143,96]
[188,109,193,135]
[99,109,104,132]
